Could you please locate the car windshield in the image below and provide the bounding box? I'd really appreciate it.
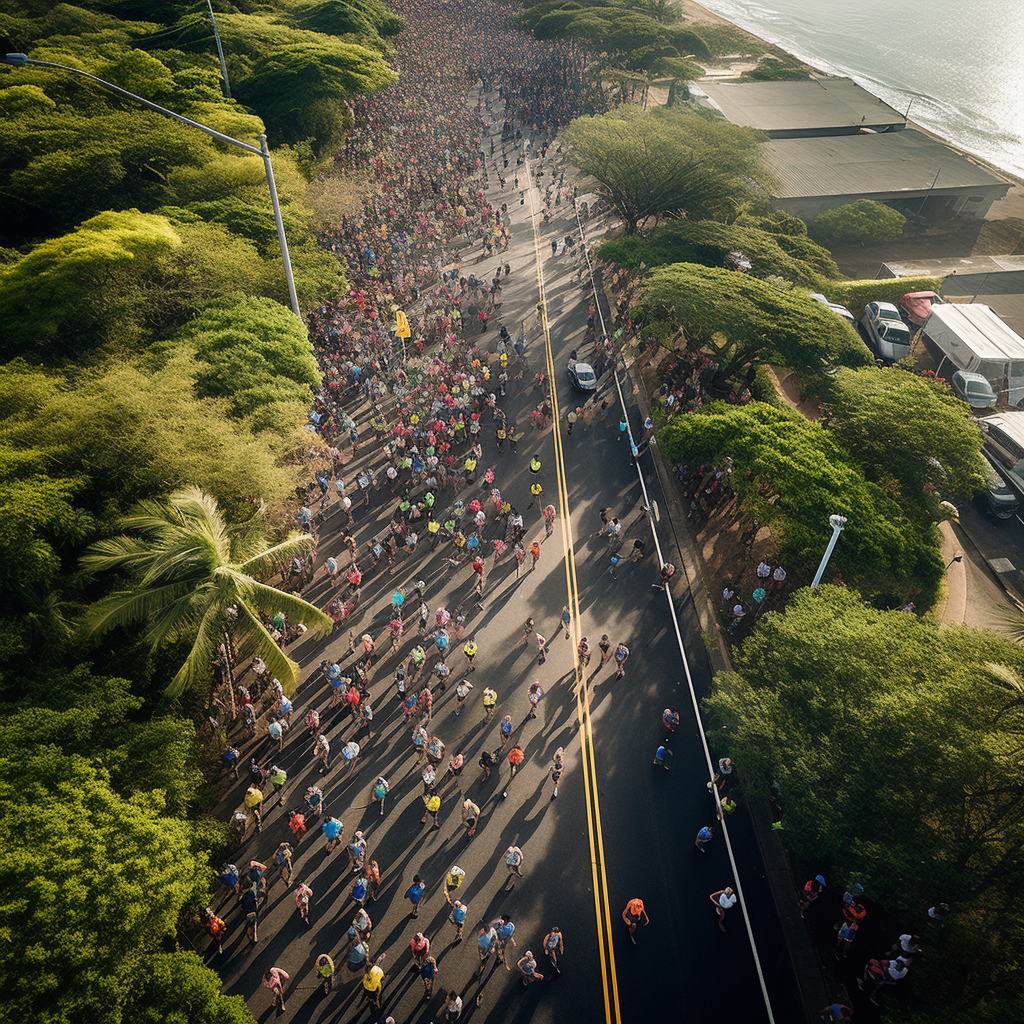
[578,370,595,383]
[967,382,991,394]
[879,322,910,341]
[878,307,903,322]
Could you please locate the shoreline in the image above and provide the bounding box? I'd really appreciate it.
[676,0,1024,221]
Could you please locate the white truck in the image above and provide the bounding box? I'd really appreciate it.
[923,303,1024,406]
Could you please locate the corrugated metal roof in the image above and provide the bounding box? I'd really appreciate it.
[925,303,1024,361]
[762,130,1009,197]
[699,77,905,132]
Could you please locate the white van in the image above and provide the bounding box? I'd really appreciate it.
[980,412,1024,501]
[924,303,1024,406]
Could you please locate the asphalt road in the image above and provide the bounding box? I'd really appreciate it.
[214,114,800,1024]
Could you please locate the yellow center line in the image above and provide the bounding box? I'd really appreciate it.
[524,159,622,1024]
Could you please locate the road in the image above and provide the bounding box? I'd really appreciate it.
[213,110,801,1024]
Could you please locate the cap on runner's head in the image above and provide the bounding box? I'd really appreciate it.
[816,875,827,886]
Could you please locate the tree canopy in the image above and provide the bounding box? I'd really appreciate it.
[560,105,766,231]
[634,262,872,384]
[597,214,839,288]
[82,487,332,697]
[708,585,1024,1016]
[810,198,907,247]
[659,402,945,606]
[826,366,987,518]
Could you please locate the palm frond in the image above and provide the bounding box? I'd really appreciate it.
[165,600,227,698]
[81,580,208,640]
[237,533,316,577]
[234,602,301,696]
[227,574,332,635]
[80,535,155,574]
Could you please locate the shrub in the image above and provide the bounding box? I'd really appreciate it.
[809,199,907,246]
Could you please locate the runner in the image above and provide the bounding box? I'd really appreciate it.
[444,864,466,904]
[405,874,426,917]
[322,815,344,853]
[710,887,738,932]
[543,926,564,972]
[577,636,591,667]
[477,923,498,975]
[542,503,556,537]
[526,681,544,720]
[622,898,649,945]
[462,797,481,838]
[262,967,289,1013]
[241,884,260,944]
[482,685,498,722]
[454,677,473,715]
[346,829,367,872]
[548,747,564,799]
[450,897,469,942]
[662,706,680,733]
[295,881,313,925]
[613,641,630,679]
[517,950,544,986]
[504,844,525,881]
[315,953,334,995]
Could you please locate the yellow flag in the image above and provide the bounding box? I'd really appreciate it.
[395,310,411,338]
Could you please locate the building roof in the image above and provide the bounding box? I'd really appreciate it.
[762,130,1010,198]
[699,77,905,133]
[925,303,1024,362]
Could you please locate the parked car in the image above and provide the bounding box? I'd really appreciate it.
[978,451,1020,519]
[981,412,1024,505]
[951,369,997,409]
[808,292,856,327]
[860,301,912,362]
[725,250,752,273]
[566,359,597,391]
[898,290,942,328]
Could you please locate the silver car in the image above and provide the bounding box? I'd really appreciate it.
[860,301,912,362]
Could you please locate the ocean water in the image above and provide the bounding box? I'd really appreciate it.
[696,0,1024,179]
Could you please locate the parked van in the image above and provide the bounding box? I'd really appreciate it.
[980,412,1024,502]
[924,303,1024,406]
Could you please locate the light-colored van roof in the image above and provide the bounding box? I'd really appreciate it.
[925,303,1024,362]
[982,412,1024,449]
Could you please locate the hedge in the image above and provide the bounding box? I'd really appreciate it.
[823,276,943,314]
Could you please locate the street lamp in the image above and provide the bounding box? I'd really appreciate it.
[2,52,300,318]
[810,514,847,588]
[946,552,964,570]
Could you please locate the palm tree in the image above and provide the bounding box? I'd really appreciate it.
[82,487,331,708]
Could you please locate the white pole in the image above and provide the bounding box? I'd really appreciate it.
[205,0,232,98]
[260,134,301,318]
[811,515,847,588]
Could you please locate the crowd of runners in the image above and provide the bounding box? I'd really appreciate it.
[203,0,644,1018]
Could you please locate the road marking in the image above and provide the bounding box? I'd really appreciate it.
[524,158,622,1024]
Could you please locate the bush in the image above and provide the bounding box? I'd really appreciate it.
[749,364,782,406]
[810,199,907,246]
[739,63,811,82]
[824,275,943,313]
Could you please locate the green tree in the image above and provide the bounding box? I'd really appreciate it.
[82,487,332,698]
[810,198,907,246]
[561,105,766,231]
[597,217,838,287]
[826,366,987,517]
[0,748,213,1024]
[659,402,944,605]
[169,295,321,428]
[707,585,1024,1014]
[0,209,181,355]
[634,262,871,385]
[120,952,255,1024]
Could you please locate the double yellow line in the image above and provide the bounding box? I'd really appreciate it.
[524,161,622,1024]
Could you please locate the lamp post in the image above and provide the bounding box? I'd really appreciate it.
[811,514,847,588]
[946,552,963,570]
[2,52,300,318]
[204,0,232,98]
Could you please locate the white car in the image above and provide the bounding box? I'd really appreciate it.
[808,293,856,327]
[860,301,912,362]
